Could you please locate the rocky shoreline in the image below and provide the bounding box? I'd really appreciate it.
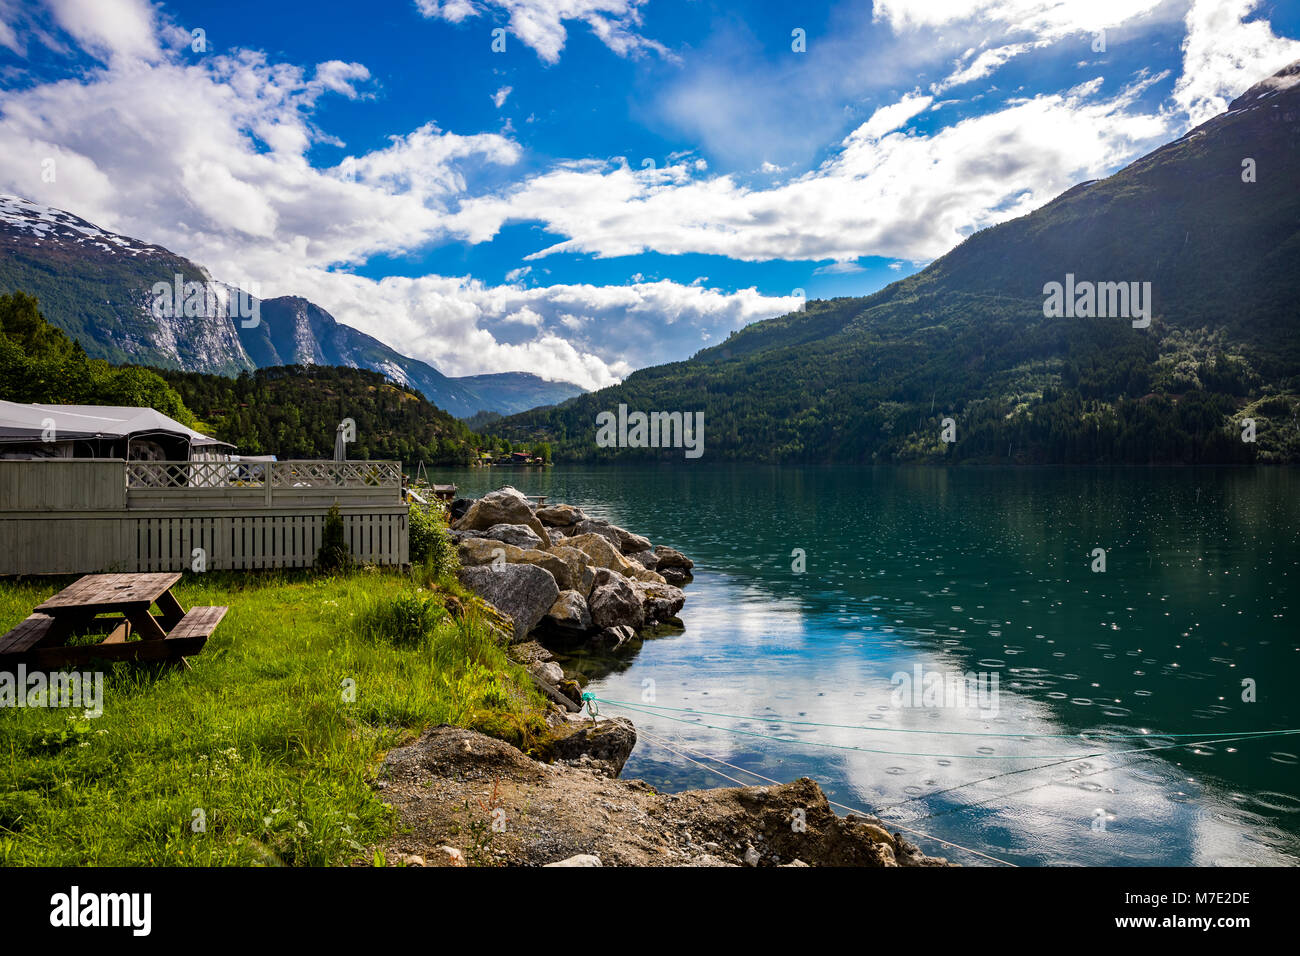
[385,486,953,866]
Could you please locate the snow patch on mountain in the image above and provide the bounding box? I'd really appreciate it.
[0,195,164,257]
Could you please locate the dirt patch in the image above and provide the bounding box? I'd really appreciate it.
[372,726,953,867]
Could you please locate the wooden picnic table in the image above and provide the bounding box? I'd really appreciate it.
[0,573,226,669]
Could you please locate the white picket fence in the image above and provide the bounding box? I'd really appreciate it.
[0,459,409,575]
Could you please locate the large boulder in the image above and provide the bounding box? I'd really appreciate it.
[654,545,695,585]
[457,564,559,642]
[632,580,685,624]
[619,532,652,555]
[630,568,667,585]
[457,537,523,567]
[587,576,645,630]
[565,533,639,576]
[535,503,585,527]
[653,544,694,571]
[514,548,575,589]
[545,713,637,776]
[568,518,648,554]
[455,488,551,547]
[627,549,658,571]
[545,545,597,596]
[475,523,544,550]
[542,589,592,635]
[566,518,620,548]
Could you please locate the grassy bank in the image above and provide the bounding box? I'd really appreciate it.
[0,568,547,865]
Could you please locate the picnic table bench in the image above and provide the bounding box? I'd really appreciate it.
[0,573,225,670]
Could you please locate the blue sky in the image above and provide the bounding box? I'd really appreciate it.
[1,0,1298,388]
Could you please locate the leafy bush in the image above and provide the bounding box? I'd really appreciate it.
[315,503,353,573]
[409,500,458,580]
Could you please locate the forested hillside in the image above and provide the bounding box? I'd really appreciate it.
[494,64,1300,465]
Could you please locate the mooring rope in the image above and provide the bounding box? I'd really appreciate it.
[590,695,1293,740]
[595,696,1300,760]
[635,725,1020,867]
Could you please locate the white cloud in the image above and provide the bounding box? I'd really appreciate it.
[454,73,1172,263]
[491,85,512,107]
[44,0,159,62]
[0,11,794,388]
[0,0,22,55]
[1173,0,1300,127]
[857,92,933,139]
[873,0,1165,38]
[3,0,1294,394]
[415,0,667,64]
[931,41,1044,94]
[278,269,800,389]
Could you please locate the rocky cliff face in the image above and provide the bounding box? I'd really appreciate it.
[0,195,584,417]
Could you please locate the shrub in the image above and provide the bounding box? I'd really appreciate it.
[409,500,458,580]
[356,593,445,647]
[315,502,353,572]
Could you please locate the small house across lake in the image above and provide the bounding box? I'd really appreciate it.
[0,400,409,576]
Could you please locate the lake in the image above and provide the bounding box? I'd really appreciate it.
[430,464,1300,866]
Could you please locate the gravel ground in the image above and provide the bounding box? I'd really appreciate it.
[370,725,954,867]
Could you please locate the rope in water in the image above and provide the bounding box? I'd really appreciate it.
[904,728,1300,824]
[626,711,1299,864]
[636,725,1019,867]
[589,695,1292,740]
[596,696,1300,760]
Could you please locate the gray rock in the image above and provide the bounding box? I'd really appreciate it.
[547,546,597,596]
[542,589,592,634]
[564,533,639,575]
[475,523,544,549]
[544,854,602,867]
[457,563,560,643]
[531,661,565,684]
[509,641,554,665]
[548,713,637,775]
[627,549,658,571]
[454,488,551,547]
[619,532,652,555]
[660,567,692,586]
[535,503,585,527]
[653,545,694,571]
[632,581,685,624]
[569,518,623,549]
[568,518,648,555]
[457,537,521,567]
[587,576,645,630]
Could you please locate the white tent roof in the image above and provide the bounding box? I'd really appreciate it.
[0,400,233,448]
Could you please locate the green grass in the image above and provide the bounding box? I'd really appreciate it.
[0,568,546,866]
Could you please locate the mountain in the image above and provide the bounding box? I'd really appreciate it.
[0,290,488,464]
[0,195,584,418]
[496,60,1300,465]
[451,372,585,416]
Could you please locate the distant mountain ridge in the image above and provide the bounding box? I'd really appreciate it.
[0,195,585,418]
[497,60,1300,465]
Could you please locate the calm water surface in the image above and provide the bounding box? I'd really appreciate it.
[433,464,1300,866]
